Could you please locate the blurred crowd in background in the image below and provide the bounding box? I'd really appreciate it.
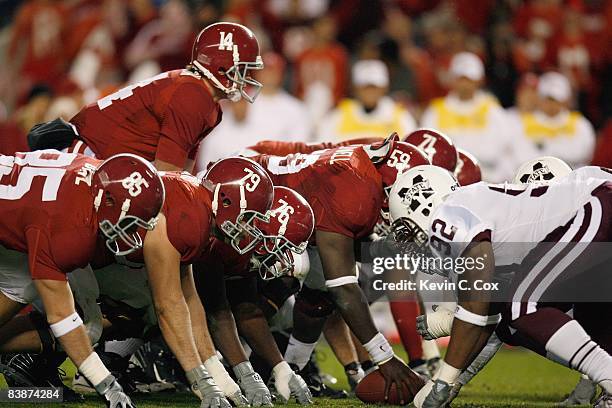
[0,0,611,182]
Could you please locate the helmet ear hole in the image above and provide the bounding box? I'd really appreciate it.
[104,191,115,207]
[222,198,231,208]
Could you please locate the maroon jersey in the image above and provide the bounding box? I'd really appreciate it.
[197,237,252,278]
[111,172,214,266]
[71,70,222,168]
[253,146,383,239]
[0,151,100,281]
[247,137,382,157]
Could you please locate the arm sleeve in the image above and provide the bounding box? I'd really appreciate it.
[428,204,493,259]
[25,228,67,281]
[156,84,213,168]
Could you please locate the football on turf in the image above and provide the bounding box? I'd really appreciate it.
[355,369,415,405]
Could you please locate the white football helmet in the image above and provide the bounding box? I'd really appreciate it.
[513,156,572,185]
[389,165,459,246]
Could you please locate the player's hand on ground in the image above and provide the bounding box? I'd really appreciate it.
[186,366,233,408]
[272,362,313,404]
[378,356,426,405]
[416,309,454,340]
[234,361,273,406]
[95,374,136,408]
[413,379,452,408]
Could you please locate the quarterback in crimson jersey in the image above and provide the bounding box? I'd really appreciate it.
[0,150,164,408]
[67,22,263,172]
[250,144,426,402]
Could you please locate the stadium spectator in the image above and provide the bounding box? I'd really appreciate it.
[592,120,612,168]
[195,52,311,170]
[124,0,194,75]
[7,0,68,94]
[506,73,540,120]
[421,52,514,182]
[317,59,416,142]
[294,16,349,123]
[513,71,595,168]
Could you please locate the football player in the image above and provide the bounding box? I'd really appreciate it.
[28,22,263,173]
[0,156,275,408]
[248,139,429,403]
[454,149,482,186]
[388,165,612,408]
[0,150,165,408]
[195,186,315,405]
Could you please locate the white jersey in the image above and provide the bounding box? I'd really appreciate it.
[428,171,611,267]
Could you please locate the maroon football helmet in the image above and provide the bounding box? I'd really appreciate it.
[454,148,482,186]
[204,157,274,254]
[404,128,458,171]
[252,187,315,280]
[191,22,263,102]
[375,140,430,195]
[92,154,165,256]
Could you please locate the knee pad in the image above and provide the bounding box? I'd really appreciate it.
[29,311,56,354]
[295,286,336,319]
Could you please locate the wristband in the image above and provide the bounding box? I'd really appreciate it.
[78,352,111,388]
[363,333,394,364]
[50,312,83,338]
[436,361,461,384]
[455,306,500,327]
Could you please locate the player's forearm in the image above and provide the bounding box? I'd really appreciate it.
[234,302,284,367]
[323,312,358,366]
[184,283,218,362]
[155,298,202,372]
[207,307,248,366]
[328,284,378,344]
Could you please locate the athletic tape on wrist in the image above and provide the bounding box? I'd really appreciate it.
[50,312,83,338]
[325,275,358,288]
[363,333,394,364]
[437,361,461,384]
[204,355,240,395]
[454,306,500,327]
[272,361,293,380]
[78,352,111,387]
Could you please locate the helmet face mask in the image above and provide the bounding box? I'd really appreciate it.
[224,58,264,102]
[100,215,158,256]
[219,210,269,254]
[255,234,308,280]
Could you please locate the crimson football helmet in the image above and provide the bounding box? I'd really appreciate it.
[252,187,314,280]
[454,148,482,186]
[375,140,430,195]
[404,128,458,171]
[204,156,274,254]
[92,154,165,256]
[191,22,263,103]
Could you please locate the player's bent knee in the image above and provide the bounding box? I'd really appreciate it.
[295,286,336,319]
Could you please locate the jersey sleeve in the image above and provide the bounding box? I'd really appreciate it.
[25,228,67,281]
[157,83,216,168]
[248,141,334,156]
[428,204,493,259]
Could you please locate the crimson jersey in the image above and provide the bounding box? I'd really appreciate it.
[117,172,213,266]
[71,70,222,168]
[253,146,383,239]
[196,237,252,278]
[246,137,382,157]
[0,151,100,281]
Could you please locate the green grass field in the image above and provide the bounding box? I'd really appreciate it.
[0,345,588,407]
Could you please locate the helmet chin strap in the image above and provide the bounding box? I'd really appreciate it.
[192,57,241,101]
[93,189,103,211]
